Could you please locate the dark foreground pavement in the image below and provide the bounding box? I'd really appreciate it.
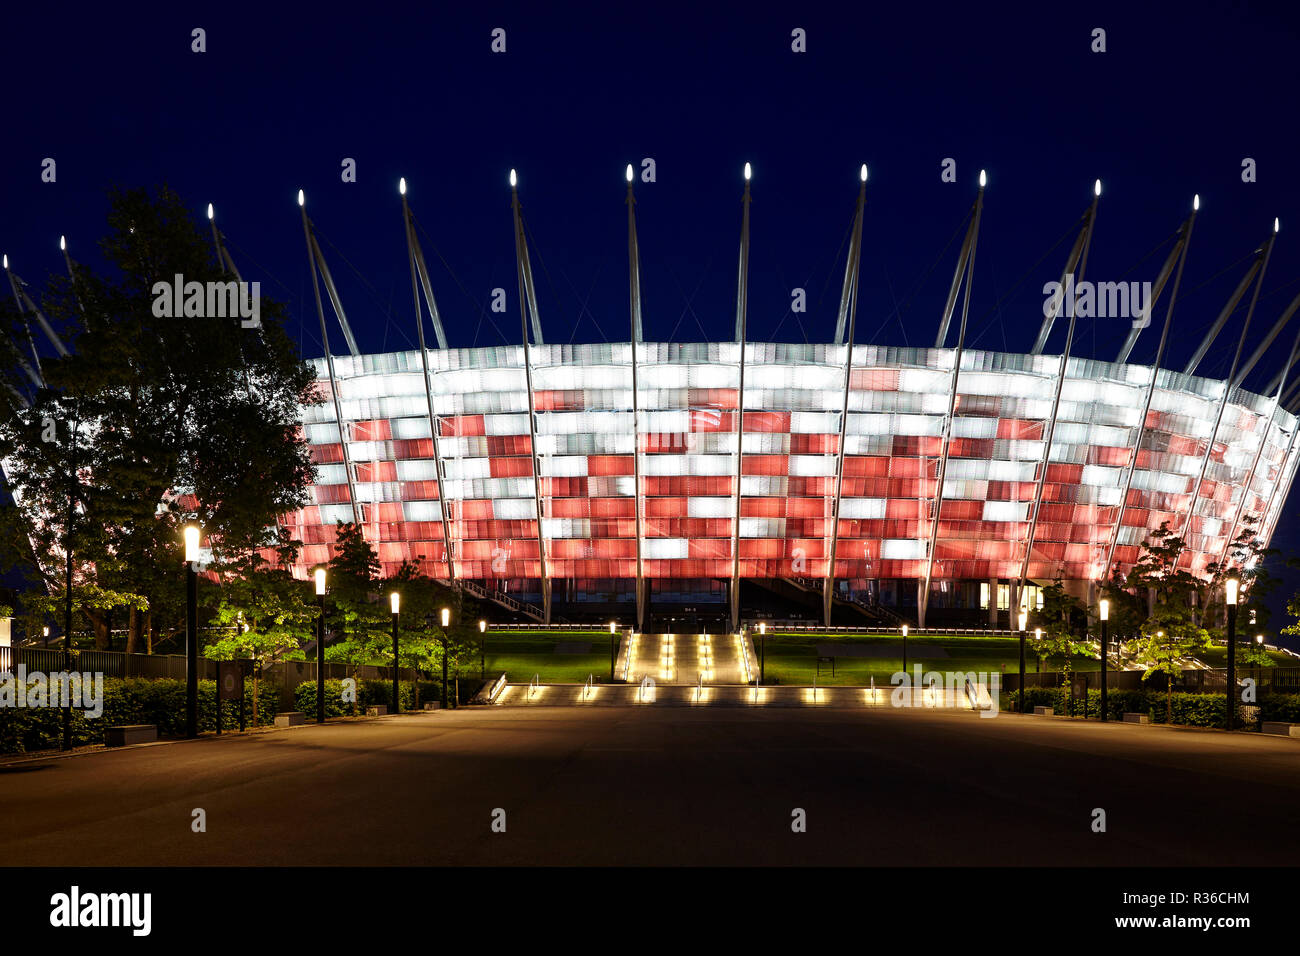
[2,706,1297,865]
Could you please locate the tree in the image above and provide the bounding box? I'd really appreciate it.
[1125,523,1211,721]
[0,185,318,653]
[206,559,317,725]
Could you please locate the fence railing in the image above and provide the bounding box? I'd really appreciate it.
[0,646,422,685]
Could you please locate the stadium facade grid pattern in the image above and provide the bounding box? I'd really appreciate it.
[285,340,1297,617]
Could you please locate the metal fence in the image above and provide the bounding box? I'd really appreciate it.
[0,646,421,684]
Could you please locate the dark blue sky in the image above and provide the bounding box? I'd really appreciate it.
[4,1,1300,631]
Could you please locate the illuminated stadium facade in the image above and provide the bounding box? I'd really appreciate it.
[286,340,1300,630]
[271,167,1300,630]
[8,167,1297,630]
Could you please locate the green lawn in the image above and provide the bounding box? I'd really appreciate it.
[757,633,1100,685]
[480,635,618,683]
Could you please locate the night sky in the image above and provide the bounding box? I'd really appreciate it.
[3,1,1299,632]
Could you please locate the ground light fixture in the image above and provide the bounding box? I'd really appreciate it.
[182,523,201,738]
[390,591,400,713]
[439,606,451,707]
[1099,598,1109,721]
[314,567,327,723]
[1226,575,1239,730]
[1017,610,1028,713]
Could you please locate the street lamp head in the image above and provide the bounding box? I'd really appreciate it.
[743,162,752,182]
[901,624,908,638]
[182,524,201,563]
[1257,634,1264,644]
[207,203,214,221]
[1099,598,1109,622]
[60,235,66,252]
[860,164,868,183]
[759,622,767,635]
[297,189,305,208]
[314,567,327,596]
[509,168,517,189]
[1018,610,1028,631]
[1034,627,1042,640]
[390,592,400,614]
[1193,194,1200,212]
[1094,179,1102,197]
[979,169,987,188]
[440,607,450,628]
[626,164,634,184]
[609,620,616,634]
[480,619,487,633]
[399,177,406,196]
[1225,576,1239,606]
[43,626,49,637]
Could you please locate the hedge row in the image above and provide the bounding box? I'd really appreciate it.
[0,678,282,753]
[1005,688,1300,728]
[292,679,443,717]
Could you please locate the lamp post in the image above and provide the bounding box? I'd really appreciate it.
[609,620,616,681]
[1225,576,1238,731]
[183,524,201,739]
[1099,598,1109,722]
[1017,609,1028,713]
[315,567,327,724]
[901,623,908,679]
[480,619,487,678]
[390,592,401,714]
[440,606,451,708]
[1256,633,1264,691]
[759,621,766,684]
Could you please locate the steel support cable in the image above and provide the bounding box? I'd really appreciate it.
[866,207,972,344]
[411,212,510,346]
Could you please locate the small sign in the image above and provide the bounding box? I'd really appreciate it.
[218,661,244,701]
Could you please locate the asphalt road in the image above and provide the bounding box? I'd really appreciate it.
[2,707,1297,865]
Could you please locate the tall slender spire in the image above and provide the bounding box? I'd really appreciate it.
[824,164,869,624]
[299,188,362,526]
[401,177,458,586]
[919,170,986,628]
[511,169,552,623]
[1017,180,1101,605]
[626,163,647,631]
[1030,181,1101,355]
[730,162,752,629]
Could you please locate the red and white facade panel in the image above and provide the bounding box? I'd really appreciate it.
[278,343,1299,586]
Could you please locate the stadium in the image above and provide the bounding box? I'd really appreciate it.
[279,171,1300,632]
[6,170,1298,633]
